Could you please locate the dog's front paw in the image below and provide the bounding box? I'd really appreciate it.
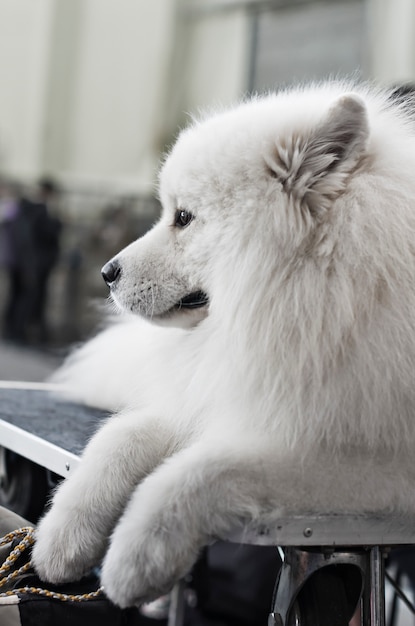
[101,526,197,608]
[32,507,103,584]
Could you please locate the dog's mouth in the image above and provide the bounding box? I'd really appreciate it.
[174,291,209,310]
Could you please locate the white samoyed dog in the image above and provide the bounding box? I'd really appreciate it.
[33,81,415,607]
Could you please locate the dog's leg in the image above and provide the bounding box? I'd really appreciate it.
[100,438,274,607]
[32,410,178,584]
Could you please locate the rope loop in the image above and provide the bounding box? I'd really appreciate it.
[0,527,103,602]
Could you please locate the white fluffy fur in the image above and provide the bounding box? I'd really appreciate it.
[33,81,415,607]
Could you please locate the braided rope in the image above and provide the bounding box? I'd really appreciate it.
[0,527,103,602]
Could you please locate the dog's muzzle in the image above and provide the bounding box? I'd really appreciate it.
[101,260,121,287]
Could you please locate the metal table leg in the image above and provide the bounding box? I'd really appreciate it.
[167,579,186,626]
[370,546,386,626]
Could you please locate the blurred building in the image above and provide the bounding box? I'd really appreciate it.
[0,0,250,217]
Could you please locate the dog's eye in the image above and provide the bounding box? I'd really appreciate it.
[174,209,194,228]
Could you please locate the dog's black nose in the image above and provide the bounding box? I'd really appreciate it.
[101,260,121,286]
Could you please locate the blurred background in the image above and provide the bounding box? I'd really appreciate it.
[0,0,413,380]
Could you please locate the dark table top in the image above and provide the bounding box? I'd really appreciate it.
[2,385,415,546]
[0,383,108,456]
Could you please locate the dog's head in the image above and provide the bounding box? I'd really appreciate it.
[102,84,371,327]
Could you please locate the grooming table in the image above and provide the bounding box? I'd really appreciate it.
[0,381,414,625]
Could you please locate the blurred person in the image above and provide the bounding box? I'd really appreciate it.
[29,176,63,344]
[0,181,36,343]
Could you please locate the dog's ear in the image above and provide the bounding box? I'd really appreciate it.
[267,94,369,216]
